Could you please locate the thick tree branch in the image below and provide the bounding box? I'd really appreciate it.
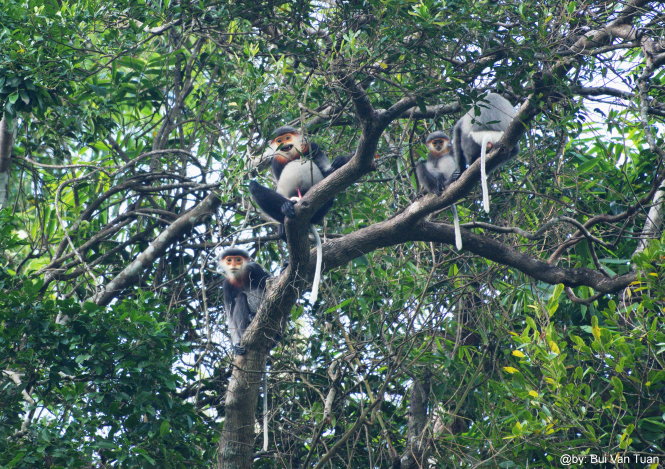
[336,74,377,125]
[319,217,635,294]
[397,102,462,120]
[568,0,650,54]
[293,75,386,223]
[217,350,266,469]
[415,222,634,292]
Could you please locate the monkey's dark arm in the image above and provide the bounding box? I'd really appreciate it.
[415,161,444,195]
[270,157,284,180]
[452,120,468,173]
[229,293,252,354]
[249,180,295,221]
[326,155,351,176]
[448,170,461,183]
[308,143,350,176]
[308,143,333,174]
[247,263,270,290]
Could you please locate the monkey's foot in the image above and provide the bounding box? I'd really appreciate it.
[451,170,461,181]
[281,200,296,218]
[233,345,247,355]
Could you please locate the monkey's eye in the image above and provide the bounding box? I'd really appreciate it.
[274,134,293,145]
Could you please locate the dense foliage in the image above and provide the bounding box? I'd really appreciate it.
[1,0,663,467]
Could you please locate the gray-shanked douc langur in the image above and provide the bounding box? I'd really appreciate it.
[219,248,270,355]
[249,126,348,227]
[415,131,463,250]
[248,126,349,303]
[452,92,519,213]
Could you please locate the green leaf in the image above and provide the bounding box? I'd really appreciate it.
[159,420,171,436]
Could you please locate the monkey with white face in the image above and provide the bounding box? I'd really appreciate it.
[249,126,347,227]
[416,131,463,250]
[248,126,348,303]
[219,248,270,355]
[416,131,459,195]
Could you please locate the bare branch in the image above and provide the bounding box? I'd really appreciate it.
[89,192,221,306]
[633,31,665,257]
[563,0,651,59]
[397,102,462,120]
[565,286,605,304]
[573,86,635,100]
[2,370,35,405]
[468,216,610,247]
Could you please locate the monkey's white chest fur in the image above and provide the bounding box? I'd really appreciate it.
[428,156,458,180]
[276,160,324,198]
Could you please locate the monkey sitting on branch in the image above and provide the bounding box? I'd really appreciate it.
[452,92,519,213]
[219,248,270,355]
[249,126,348,303]
[416,131,463,250]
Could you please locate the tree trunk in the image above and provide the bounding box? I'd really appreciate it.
[399,372,431,468]
[0,114,14,209]
[634,185,665,257]
[217,349,267,469]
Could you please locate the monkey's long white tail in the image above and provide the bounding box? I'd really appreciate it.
[262,368,269,452]
[480,133,491,213]
[451,204,462,250]
[310,226,323,304]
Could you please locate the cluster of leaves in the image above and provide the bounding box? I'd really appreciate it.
[495,258,664,465]
[0,222,216,467]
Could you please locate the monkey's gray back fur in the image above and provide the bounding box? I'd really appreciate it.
[453,92,518,168]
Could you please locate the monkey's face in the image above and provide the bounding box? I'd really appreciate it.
[427,138,451,157]
[222,255,248,278]
[270,131,307,162]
